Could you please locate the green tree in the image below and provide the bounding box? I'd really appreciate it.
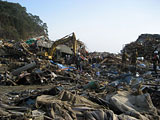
[0,1,48,40]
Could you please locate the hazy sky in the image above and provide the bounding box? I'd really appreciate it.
[6,0,160,53]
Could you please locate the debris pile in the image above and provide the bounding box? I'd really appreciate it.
[123,34,160,61]
[0,33,160,120]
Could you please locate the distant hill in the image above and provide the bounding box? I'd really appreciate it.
[0,1,48,41]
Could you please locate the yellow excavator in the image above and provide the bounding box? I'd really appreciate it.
[45,32,77,59]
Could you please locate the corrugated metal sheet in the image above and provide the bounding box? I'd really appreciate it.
[37,40,53,48]
[56,45,73,54]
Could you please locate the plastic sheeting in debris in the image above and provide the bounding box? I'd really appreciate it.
[106,91,158,119]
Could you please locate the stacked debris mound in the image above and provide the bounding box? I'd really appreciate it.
[1,32,160,119]
[0,33,89,86]
[123,34,160,61]
[1,85,160,120]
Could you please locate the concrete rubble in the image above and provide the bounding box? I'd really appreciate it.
[0,34,160,120]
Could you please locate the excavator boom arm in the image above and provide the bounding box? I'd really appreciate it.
[48,32,77,59]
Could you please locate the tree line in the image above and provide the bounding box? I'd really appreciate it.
[0,0,48,41]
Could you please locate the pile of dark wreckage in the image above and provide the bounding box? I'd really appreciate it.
[0,34,160,120]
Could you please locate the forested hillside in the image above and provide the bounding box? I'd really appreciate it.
[0,1,48,41]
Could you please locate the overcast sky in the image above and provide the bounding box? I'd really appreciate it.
[6,0,160,53]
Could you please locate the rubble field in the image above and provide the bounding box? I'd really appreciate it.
[1,34,160,120]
